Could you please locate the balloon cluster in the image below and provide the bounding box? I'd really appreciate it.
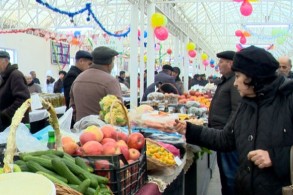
[235,30,250,44]
[210,59,215,68]
[233,0,258,16]
[151,13,169,41]
[201,53,209,68]
[186,42,196,58]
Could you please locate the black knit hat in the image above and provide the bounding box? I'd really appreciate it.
[92,46,119,65]
[232,46,279,79]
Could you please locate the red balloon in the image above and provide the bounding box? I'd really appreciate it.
[154,27,169,41]
[167,48,172,55]
[240,36,247,44]
[240,1,253,16]
[188,50,197,58]
[235,30,243,37]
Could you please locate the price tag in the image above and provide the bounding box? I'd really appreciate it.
[31,94,43,110]
[174,156,183,166]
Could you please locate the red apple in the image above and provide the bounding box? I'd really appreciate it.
[116,140,128,148]
[79,132,97,145]
[102,142,121,155]
[127,132,145,150]
[120,146,130,160]
[116,132,128,142]
[100,125,116,138]
[101,138,116,145]
[94,160,110,170]
[81,141,103,155]
[127,159,135,164]
[74,147,83,156]
[128,148,140,161]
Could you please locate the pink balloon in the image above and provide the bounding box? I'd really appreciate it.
[236,44,242,51]
[240,36,247,44]
[240,1,253,16]
[138,29,141,37]
[188,50,197,58]
[235,30,243,37]
[203,60,209,66]
[155,43,160,51]
[154,27,169,41]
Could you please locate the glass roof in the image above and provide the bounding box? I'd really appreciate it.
[0,0,292,58]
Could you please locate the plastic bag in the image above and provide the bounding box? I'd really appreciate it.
[73,115,106,133]
[0,123,48,152]
[58,107,73,132]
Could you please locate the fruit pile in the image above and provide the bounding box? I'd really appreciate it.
[14,150,111,195]
[146,139,176,166]
[99,95,128,126]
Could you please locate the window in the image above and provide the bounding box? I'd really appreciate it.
[0,48,17,64]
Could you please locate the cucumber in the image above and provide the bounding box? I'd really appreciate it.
[62,158,98,188]
[63,153,75,162]
[96,187,112,195]
[68,184,79,191]
[37,171,68,186]
[26,161,68,183]
[75,157,94,173]
[51,158,81,185]
[77,179,91,194]
[14,160,26,166]
[23,155,53,170]
[19,164,29,172]
[20,150,64,157]
[85,187,96,195]
[43,154,62,160]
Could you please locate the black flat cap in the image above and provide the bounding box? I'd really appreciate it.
[232,46,279,79]
[92,46,119,65]
[75,50,92,60]
[162,64,173,71]
[0,51,10,59]
[216,51,235,60]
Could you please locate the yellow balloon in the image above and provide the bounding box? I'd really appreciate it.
[249,0,259,2]
[151,13,165,28]
[201,53,208,60]
[186,42,196,51]
[143,55,147,63]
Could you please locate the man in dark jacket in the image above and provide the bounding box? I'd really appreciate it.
[209,51,241,195]
[63,50,92,109]
[174,46,293,195]
[53,70,66,93]
[0,51,30,131]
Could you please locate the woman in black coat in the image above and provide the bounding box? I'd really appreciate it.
[173,46,293,195]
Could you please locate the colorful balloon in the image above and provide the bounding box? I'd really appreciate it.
[151,13,165,28]
[188,50,197,58]
[240,36,247,44]
[201,53,208,60]
[143,55,147,63]
[167,48,172,55]
[203,60,209,66]
[235,30,243,37]
[240,1,253,16]
[186,42,196,51]
[74,31,81,38]
[144,31,148,38]
[154,27,169,41]
[243,31,251,37]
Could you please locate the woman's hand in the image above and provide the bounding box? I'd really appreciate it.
[173,119,187,135]
[247,149,272,169]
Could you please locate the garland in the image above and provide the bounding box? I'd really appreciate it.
[36,0,130,37]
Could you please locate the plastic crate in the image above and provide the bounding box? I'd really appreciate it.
[83,145,147,195]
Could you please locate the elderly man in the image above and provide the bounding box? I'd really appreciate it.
[63,50,92,109]
[278,56,293,79]
[209,51,241,195]
[70,46,122,122]
[0,51,30,131]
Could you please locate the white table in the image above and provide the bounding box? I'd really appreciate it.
[29,106,66,123]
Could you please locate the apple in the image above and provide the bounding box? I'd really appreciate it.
[101,138,116,145]
[102,142,121,155]
[115,132,128,142]
[128,148,140,161]
[82,141,103,155]
[120,146,130,161]
[100,125,116,138]
[79,132,98,146]
[94,160,110,170]
[116,140,128,148]
[127,159,135,164]
[62,136,75,145]
[127,132,145,150]
[84,125,104,142]
[74,147,83,156]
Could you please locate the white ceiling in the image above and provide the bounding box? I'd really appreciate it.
[1,0,293,58]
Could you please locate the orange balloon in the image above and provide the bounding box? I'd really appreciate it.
[71,38,80,45]
[243,31,251,37]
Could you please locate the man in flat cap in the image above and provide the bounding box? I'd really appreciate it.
[0,51,30,131]
[70,46,122,122]
[209,50,240,195]
[63,50,92,109]
[278,56,293,79]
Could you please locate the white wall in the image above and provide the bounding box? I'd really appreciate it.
[0,33,79,83]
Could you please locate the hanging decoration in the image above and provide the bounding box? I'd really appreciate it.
[35,0,130,37]
[233,0,257,17]
[235,29,250,44]
[167,48,172,55]
[210,59,215,68]
[186,42,196,58]
[151,12,169,41]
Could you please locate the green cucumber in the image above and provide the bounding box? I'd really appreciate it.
[14,160,26,166]
[23,155,53,169]
[77,179,91,194]
[63,153,75,162]
[20,150,64,157]
[51,158,81,185]
[75,157,93,173]
[26,161,68,183]
[37,171,68,186]
[85,187,96,195]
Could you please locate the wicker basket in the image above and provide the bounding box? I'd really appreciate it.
[55,183,82,195]
[146,138,176,171]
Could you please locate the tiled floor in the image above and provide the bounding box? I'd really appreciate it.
[206,163,222,195]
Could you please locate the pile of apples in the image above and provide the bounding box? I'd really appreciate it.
[62,125,145,168]
[178,91,212,108]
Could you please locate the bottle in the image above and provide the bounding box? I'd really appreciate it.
[47,131,56,149]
